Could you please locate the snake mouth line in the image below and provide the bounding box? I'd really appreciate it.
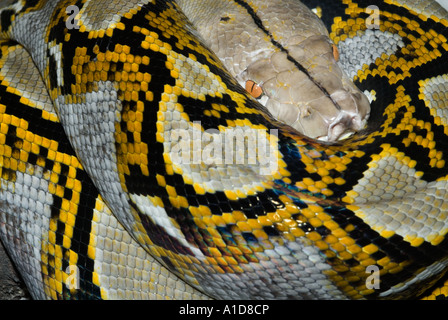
[232,0,343,111]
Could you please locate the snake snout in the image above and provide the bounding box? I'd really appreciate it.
[324,89,370,140]
[327,112,364,141]
[262,86,370,141]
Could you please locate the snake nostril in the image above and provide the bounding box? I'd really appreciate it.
[328,123,346,141]
[327,113,361,141]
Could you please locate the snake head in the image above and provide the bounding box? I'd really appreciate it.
[241,34,371,141]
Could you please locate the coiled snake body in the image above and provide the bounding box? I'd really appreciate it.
[0,0,448,300]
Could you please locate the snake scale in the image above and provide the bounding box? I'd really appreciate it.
[0,0,448,300]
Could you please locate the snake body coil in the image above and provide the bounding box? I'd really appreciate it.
[0,0,448,300]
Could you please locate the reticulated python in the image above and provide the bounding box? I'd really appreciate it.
[0,0,448,300]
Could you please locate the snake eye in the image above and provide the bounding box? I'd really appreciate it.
[332,43,339,61]
[245,80,264,99]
